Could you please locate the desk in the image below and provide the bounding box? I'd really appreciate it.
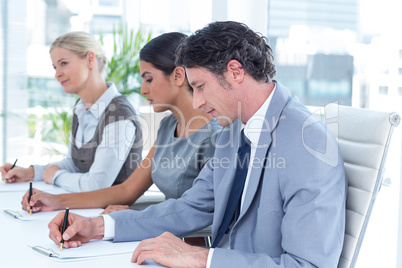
[0,182,165,267]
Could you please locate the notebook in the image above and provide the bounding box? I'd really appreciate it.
[29,240,139,262]
[0,181,68,194]
[1,208,104,222]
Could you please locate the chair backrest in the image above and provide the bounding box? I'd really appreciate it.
[322,103,400,268]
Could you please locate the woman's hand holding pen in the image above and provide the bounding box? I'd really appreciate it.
[21,188,62,212]
[48,212,105,249]
[0,164,34,183]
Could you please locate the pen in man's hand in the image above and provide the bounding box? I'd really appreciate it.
[60,208,69,251]
[5,158,17,183]
[28,181,33,215]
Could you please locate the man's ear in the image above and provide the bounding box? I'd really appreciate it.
[173,66,186,86]
[227,60,244,82]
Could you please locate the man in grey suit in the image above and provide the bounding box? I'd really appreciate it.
[49,21,346,267]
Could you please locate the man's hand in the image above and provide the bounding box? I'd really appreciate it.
[43,165,60,184]
[101,204,130,214]
[48,213,105,249]
[21,188,62,213]
[132,232,208,268]
[0,164,34,183]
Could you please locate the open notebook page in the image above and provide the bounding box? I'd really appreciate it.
[1,208,104,222]
[28,240,164,267]
[0,181,68,194]
[29,240,139,261]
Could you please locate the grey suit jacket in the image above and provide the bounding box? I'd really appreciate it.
[109,82,347,267]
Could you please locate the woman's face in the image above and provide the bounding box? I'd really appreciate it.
[140,60,179,113]
[50,47,90,95]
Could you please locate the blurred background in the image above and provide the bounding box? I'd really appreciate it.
[0,0,401,267]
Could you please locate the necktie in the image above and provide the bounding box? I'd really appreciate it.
[212,129,251,248]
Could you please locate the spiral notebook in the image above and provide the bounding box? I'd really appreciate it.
[1,208,104,222]
[29,240,140,262]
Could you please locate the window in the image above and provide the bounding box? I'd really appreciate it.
[379,86,388,95]
[99,0,120,7]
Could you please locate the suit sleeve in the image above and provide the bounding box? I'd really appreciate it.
[108,160,215,242]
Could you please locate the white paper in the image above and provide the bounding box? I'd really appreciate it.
[1,208,104,222]
[0,181,68,194]
[136,191,165,204]
[29,240,140,262]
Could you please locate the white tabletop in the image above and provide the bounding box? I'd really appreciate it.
[0,181,165,267]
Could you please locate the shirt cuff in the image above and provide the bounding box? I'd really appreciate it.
[32,165,46,181]
[102,214,115,241]
[52,170,66,185]
[206,248,214,268]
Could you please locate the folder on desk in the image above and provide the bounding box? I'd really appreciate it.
[1,208,103,222]
[29,240,140,262]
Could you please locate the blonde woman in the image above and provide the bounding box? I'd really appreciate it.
[0,32,143,192]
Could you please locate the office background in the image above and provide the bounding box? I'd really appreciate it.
[0,0,401,267]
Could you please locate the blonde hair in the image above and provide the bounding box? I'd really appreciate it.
[50,32,107,76]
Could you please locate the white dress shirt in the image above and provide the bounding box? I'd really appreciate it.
[33,83,136,192]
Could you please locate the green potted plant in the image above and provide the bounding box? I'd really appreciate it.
[100,22,152,95]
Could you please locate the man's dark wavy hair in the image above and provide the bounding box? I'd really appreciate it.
[175,21,276,83]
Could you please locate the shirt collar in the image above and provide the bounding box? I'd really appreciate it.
[243,83,277,145]
[75,82,120,119]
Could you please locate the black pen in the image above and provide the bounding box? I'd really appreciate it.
[28,181,33,215]
[60,207,69,251]
[10,158,18,169]
[5,158,17,183]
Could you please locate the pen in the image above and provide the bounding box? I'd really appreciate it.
[28,181,33,215]
[10,158,18,169]
[60,207,69,251]
[5,158,17,183]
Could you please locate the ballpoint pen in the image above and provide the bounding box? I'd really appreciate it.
[60,208,69,251]
[10,159,18,169]
[28,181,33,215]
[4,158,17,183]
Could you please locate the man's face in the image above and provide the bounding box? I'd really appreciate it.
[186,67,239,127]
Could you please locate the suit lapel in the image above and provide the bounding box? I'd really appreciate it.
[239,133,271,216]
[212,122,242,239]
